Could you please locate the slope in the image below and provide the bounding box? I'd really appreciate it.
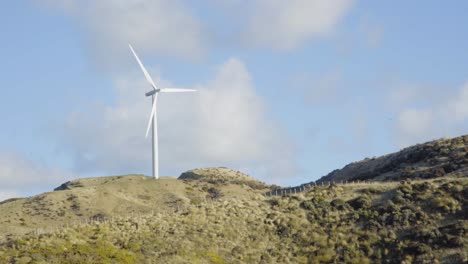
[317,135,468,184]
[0,168,268,241]
[0,177,466,263]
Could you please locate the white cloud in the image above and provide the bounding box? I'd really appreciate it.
[40,0,355,58]
[394,82,468,146]
[0,191,19,202]
[242,0,355,50]
[397,108,433,140]
[451,82,468,121]
[41,0,207,64]
[63,58,296,183]
[0,153,74,200]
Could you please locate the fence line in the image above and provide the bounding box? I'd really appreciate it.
[264,180,380,197]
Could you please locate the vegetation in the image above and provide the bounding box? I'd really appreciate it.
[0,176,466,263]
[0,135,467,263]
[317,135,468,184]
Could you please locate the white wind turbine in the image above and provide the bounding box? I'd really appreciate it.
[129,44,196,179]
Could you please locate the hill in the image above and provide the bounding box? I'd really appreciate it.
[0,143,467,263]
[317,135,468,184]
[0,176,466,263]
[0,169,268,242]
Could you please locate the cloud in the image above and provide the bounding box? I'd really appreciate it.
[242,0,355,50]
[40,0,207,65]
[397,108,433,140]
[40,0,355,59]
[62,58,297,184]
[0,191,19,203]
[0,153,74,200]
[451,82,468,121]
[394,82,468,146]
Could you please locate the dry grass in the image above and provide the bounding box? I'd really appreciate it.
[0,174,466,263]
[0,173,266,241]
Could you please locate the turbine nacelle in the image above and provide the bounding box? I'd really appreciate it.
[145,89,159,97]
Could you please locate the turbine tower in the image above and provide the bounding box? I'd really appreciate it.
[129,44,196,179]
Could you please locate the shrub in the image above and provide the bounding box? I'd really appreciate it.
[430,196,461,213]
[300,200,315,210]
[348,196,372,210]
[207,187,222,200]
[330,199,346,209]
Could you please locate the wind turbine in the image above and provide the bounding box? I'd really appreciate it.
[129,44,196,179]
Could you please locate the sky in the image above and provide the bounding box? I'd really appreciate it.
[1,0,468,201]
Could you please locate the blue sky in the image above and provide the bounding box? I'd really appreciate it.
[1,0,468,200]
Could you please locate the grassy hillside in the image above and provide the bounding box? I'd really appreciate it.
[0,173,466,263]
[317,135,468,184]
[0,169,268,242]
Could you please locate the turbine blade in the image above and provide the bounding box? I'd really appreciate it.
[145,94,158,138]
[129,44,157,90]
[161,88,197,93]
